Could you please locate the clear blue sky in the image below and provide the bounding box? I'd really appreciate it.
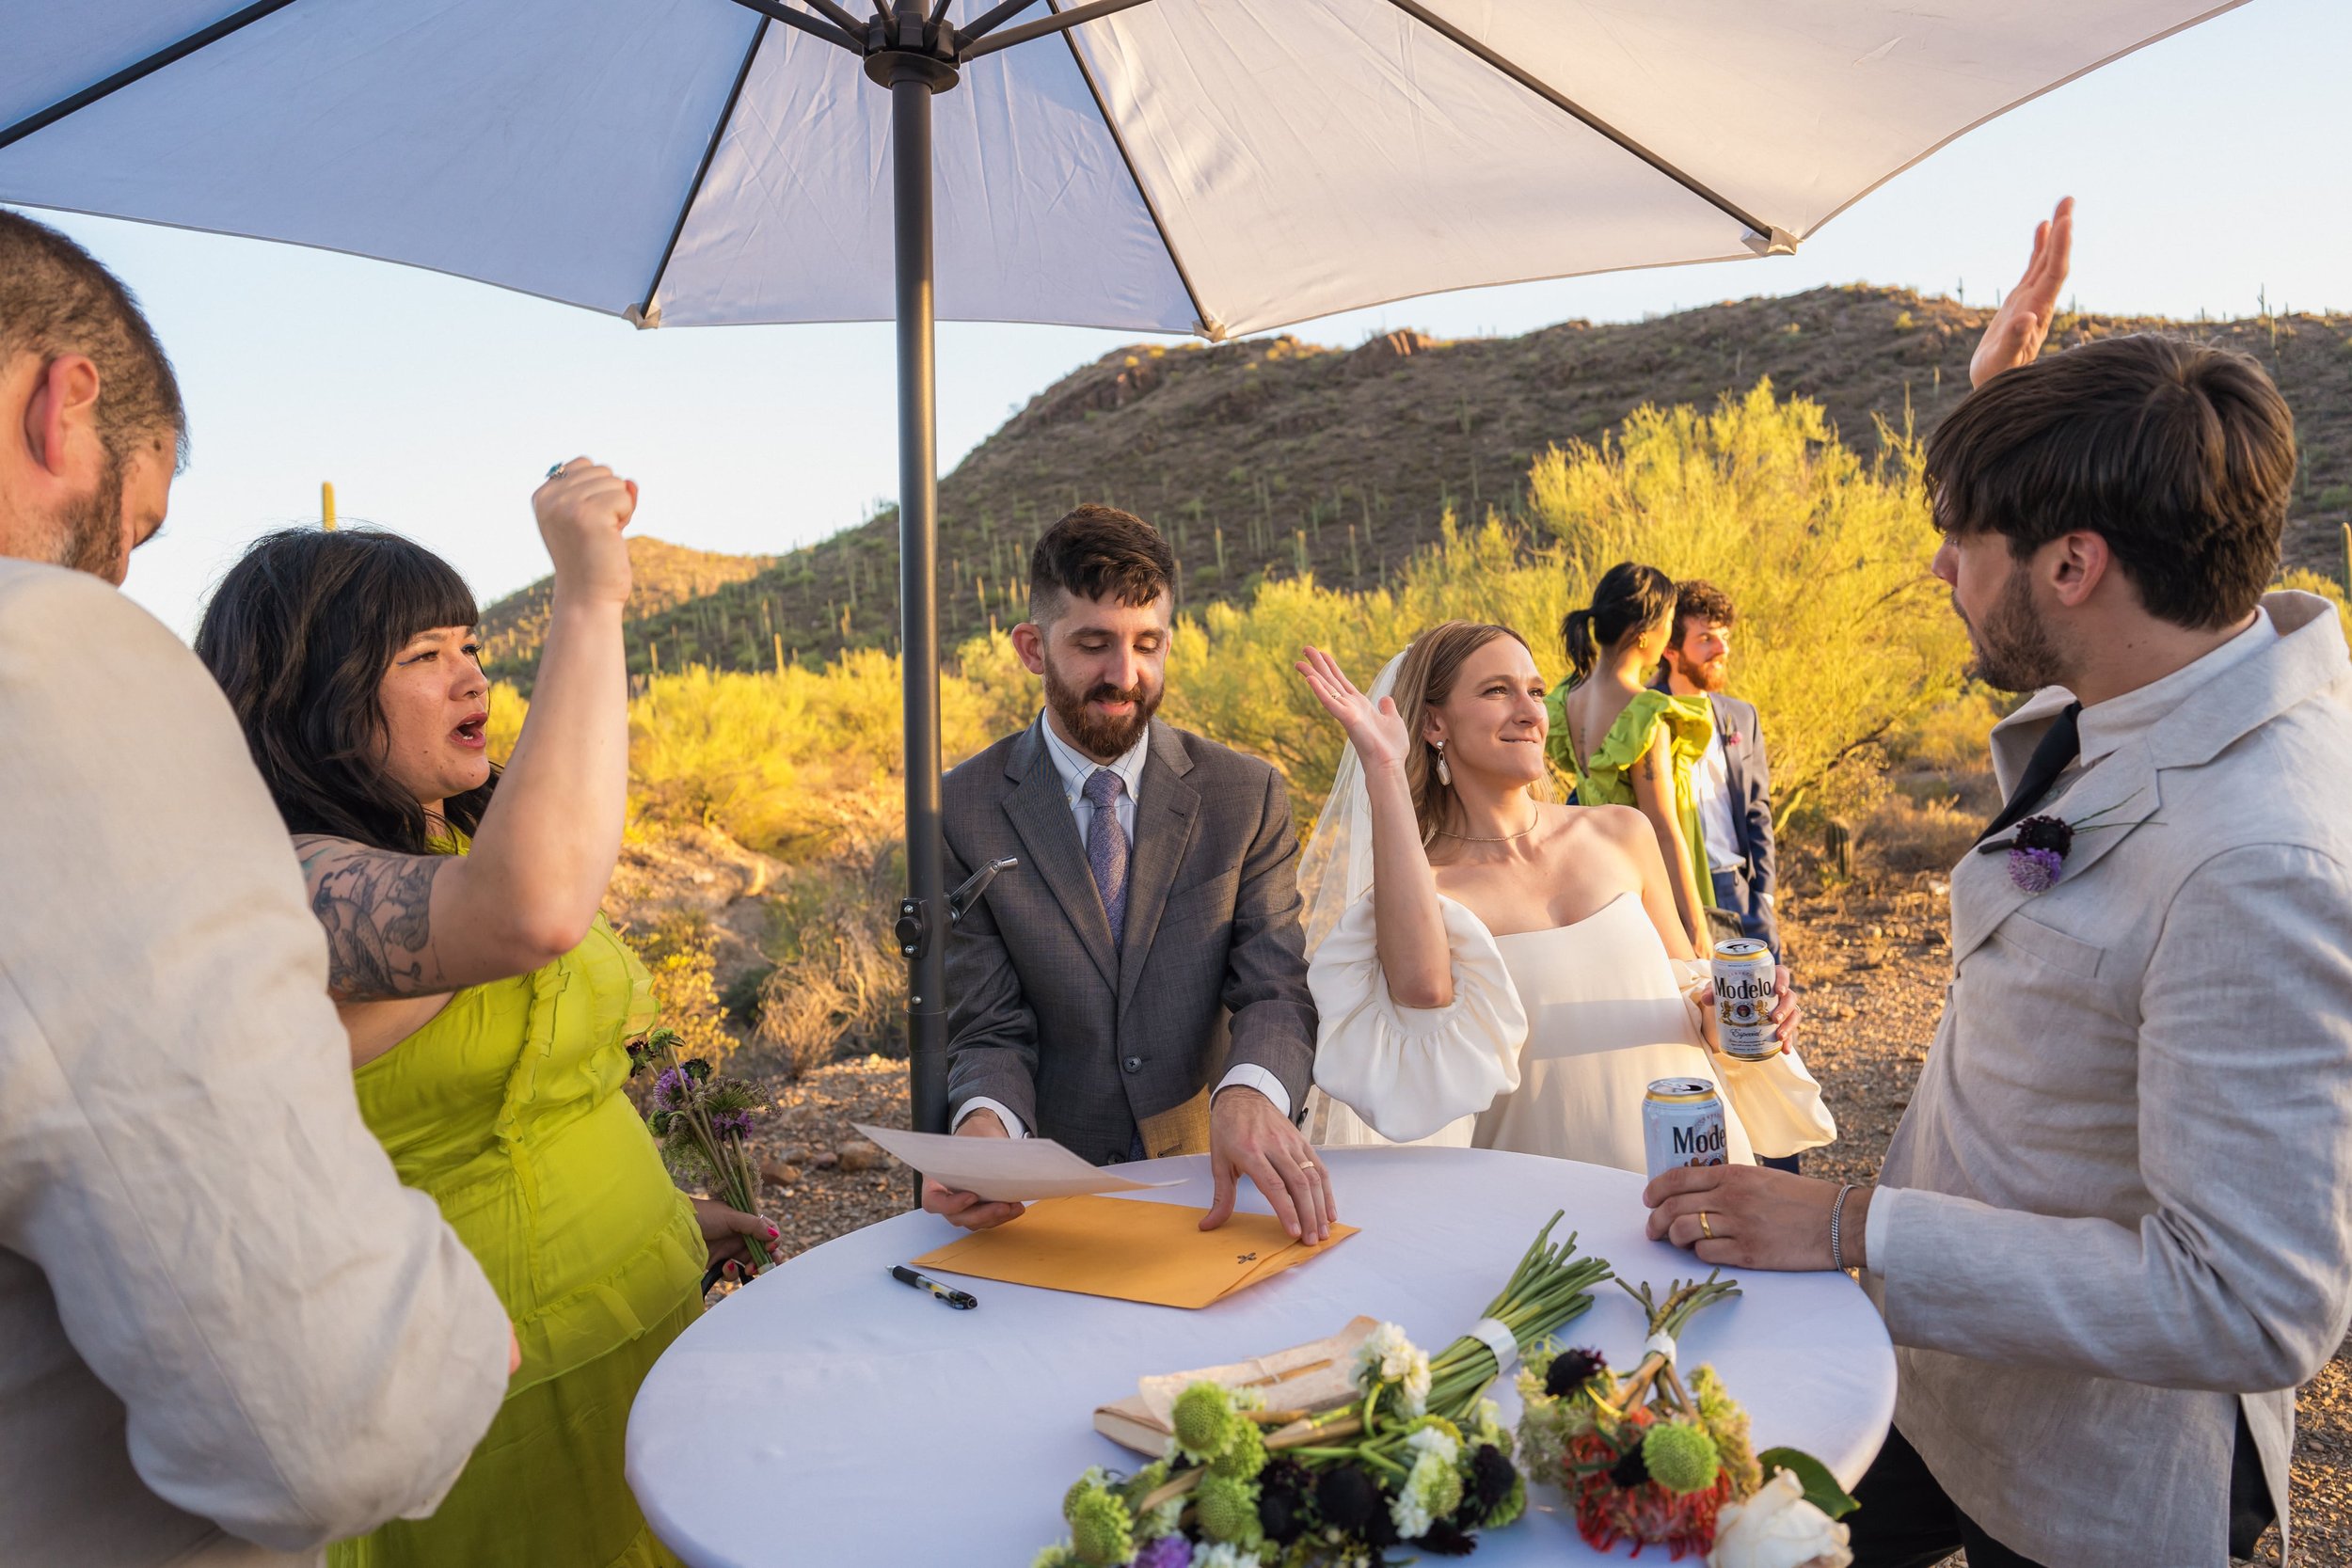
[18,0,2346,640]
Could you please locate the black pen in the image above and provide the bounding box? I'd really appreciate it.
[891,1264,978,1309]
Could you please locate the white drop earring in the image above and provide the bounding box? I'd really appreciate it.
[1434,739,1452,786]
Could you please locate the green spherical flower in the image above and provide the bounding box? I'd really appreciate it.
[1641,1421,1722,1495]
[1063,1466,1110,1521]
[1209,1410,1267,1480]
[1067,1488,1135,1567]
[1172,1382,1233,1457]
[1120,1459,1170,1509]
[1193,1471,1264,1547]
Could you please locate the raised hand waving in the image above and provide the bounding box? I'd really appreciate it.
[1295,644,1411,772]
[1970,196,2074,388]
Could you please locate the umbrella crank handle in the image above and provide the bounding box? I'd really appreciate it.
[947,857,1018,925]
[897,857,1017,958]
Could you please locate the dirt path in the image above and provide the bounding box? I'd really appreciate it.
[720,876,2346,1563]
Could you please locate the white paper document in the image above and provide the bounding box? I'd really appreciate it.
[850,1123,1184,1203]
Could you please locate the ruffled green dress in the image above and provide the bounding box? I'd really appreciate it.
[329,906,706,1568]
[1546,686,1719,911]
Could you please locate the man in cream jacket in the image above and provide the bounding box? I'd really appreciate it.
[1641,202,2352,1567]
[0,212,513,1564]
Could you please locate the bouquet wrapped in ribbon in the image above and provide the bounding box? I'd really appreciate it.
[1517,1273,1855,1566]
[1036,1213,1611,1567]
[627,1026,773,1275]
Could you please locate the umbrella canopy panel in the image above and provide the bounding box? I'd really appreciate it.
[2,0,2246,340]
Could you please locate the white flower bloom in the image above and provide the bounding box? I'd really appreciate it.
[1404,1423,1460,1467]
[1188,1543,1263,1568]
[1708,1469,1853,1568]
[1390,1437,1463,1540]
[1398,1346,1432,1416]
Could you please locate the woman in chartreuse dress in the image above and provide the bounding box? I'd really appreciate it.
[196,461,774,1568]
[1549,562,1718,950]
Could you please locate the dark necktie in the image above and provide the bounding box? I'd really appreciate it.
[1082,768,1130,945]
[1978,701,2083,846]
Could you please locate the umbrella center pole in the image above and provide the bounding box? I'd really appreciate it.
[880,31,958,1150]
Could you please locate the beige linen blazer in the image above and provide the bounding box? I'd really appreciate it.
[0,562,511,1566]
[1867,591,2352,1567]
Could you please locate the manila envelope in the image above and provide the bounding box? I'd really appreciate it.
[911,1193,1358,1309]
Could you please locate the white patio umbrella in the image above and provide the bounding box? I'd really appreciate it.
[0,0,2244,1133]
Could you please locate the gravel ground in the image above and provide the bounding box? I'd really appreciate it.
[719,873,2348,1564]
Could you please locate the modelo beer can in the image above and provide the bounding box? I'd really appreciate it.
[1644,1078,1727,1178]
[1711,937,1780,1060]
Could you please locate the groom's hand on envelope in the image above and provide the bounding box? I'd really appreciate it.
[921,1108,1028,1231]
[1204,1086,1336,1244]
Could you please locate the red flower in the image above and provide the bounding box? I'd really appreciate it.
[1565,1415,1732,1559]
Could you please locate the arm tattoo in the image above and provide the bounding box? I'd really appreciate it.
[296,840,449,1002]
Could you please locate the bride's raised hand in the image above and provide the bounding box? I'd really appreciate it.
[1295,645,1410,771]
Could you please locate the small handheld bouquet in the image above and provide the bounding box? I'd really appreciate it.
[627,1027,773,1275]
[1036,1213,1611,1567]
[1517,1273,1855,1566]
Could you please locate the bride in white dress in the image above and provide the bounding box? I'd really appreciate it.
[1293,624,1834,1174]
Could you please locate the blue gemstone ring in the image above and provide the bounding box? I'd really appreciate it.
[545,461,567,480]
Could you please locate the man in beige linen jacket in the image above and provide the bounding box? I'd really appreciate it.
[0,211,511,1565]
[1641,325,2352,1560]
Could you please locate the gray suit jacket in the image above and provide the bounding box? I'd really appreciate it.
[943,718,1316,1164]
[0,562,511,1567]
[1867,592,2352,1566]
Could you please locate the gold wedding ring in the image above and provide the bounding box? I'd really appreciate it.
[1697,1210,1715,1240]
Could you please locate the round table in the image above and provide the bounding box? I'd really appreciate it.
[628,1146,1894,1565]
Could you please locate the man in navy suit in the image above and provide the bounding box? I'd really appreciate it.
[1659,581,1780,958]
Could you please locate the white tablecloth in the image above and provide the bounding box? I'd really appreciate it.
[628,1146,1894,1565]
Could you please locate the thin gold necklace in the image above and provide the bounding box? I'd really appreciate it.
[1435,812,1541,843]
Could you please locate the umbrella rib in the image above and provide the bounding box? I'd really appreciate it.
[724,0,864,54]
[801,0,879,40]
[959,0,1048,44]
[0,0,310,154]
[961,0,1156,61]
[1375,0,1773,242]
[636,16,774,325]
[1035,0,1215,340]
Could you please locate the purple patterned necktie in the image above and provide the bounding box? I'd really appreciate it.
[1082,767,1130,945]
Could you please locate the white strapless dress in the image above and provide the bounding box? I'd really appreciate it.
[1305,891,1834,1174]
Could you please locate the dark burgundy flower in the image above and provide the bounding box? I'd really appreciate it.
[1468,1444,1518,1512]
[1415,1517,1478,1556]
[1545,1347,1607,1399]
[1314,1465,1380,1534]
[1608,1443,1649,1489]
[2012,814,2074,856]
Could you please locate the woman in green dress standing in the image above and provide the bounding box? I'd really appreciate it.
[195,461,773,1568]
[1547,561,1715,949]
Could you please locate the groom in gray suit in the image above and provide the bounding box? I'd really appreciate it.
[920,504,1332,1243]
[1642,202,2352,1567]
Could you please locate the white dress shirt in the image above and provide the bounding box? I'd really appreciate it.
[955,712,1294,1139]
[1690,721,1742,873]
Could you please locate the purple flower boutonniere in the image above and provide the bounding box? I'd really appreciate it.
[1993,815,2072,893]
[1977,794,2142,893]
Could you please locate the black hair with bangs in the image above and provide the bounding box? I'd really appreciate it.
[195,527,496,853]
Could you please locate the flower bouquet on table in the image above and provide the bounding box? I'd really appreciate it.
[1517,1272,1856,1566]
[1036,1212,1612,1568]
[626,1026,774,1275]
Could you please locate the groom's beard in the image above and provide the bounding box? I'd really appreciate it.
[40,457,129,583]
[1959,563,2065,692]
[1042,653,1162,759]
